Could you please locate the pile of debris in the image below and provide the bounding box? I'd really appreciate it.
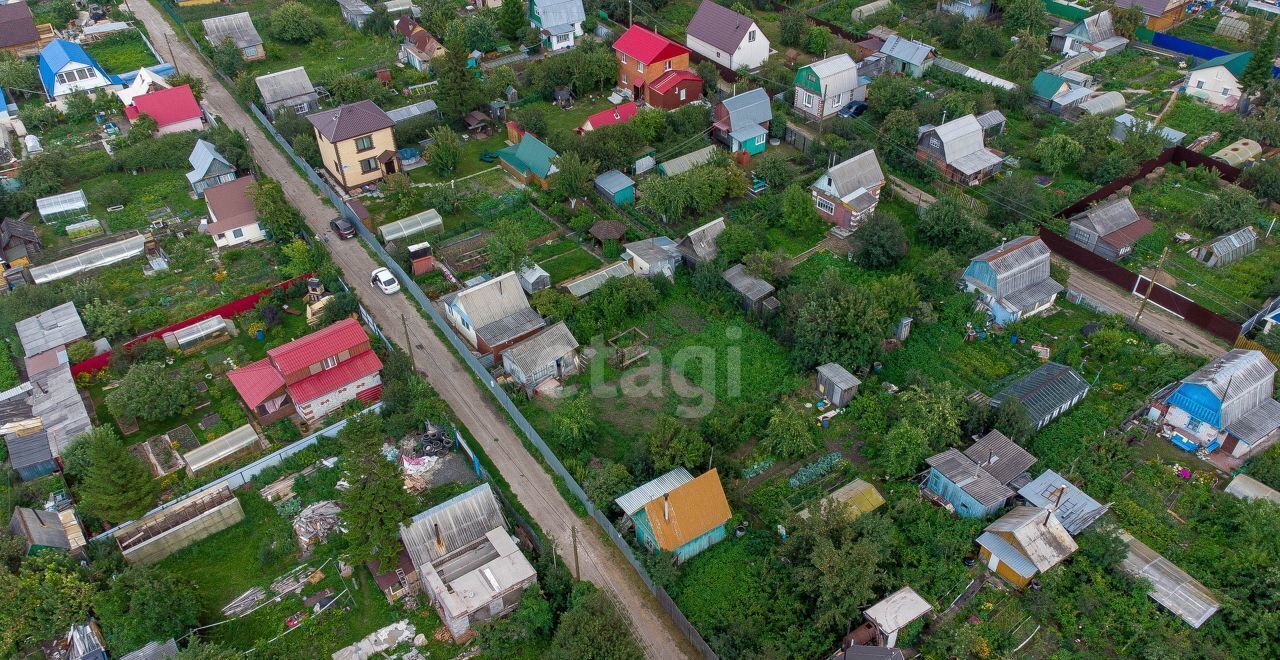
[331,620,422,660]
[271,564,321,596]
[399,423,454,493]
[293,501,344,550]
[222,587,266,617]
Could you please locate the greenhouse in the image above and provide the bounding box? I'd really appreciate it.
[36,190,88,222]
[164,315,234,353]
[29,235,146,284]
[379,208,442,242]
[182,424,265,475]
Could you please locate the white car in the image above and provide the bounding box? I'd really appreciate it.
[371,267,400,294]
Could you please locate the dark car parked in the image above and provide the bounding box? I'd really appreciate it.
[837,101,868,118]
[330,218,356,239]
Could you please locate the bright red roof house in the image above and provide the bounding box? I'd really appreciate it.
[228,318,383,424]
[578,101,638,133]
[613,25,698,108]
[124,84,204,135]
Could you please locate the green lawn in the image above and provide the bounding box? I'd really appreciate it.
[80,169,210,234]
[540,247,601,283]
[406,133,507,185]
[84,30,159,73]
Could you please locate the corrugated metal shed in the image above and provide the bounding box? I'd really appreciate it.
[880,36,935,66]
[595,169,634,195]
[16,302,85,358]
[817,362,860,392]
[1117,529,1219,627]
[615,467,694,516]
[1224,473,1280,504]
[502,322,578,380]
[864,586,932,633]
[659,145,718,176]
[4,428,52,473]
[1018,469,1106,535]
[977,531,1038,577]
[964,430,1036,485]
[926,448,1013,506]
[722,263,774,301]
[992,363,1089,428]
[379,208,442,242]
[401,483,507,566]
[451,272,534,330]
[678,217,724,263]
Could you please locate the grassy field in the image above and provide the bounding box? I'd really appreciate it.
[540,247,602,283]
[406,134,506,185]
[84,30,159,73]
[82,169,210,233]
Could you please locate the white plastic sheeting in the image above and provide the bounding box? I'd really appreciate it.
[29,235,146,284]
[379,209,442,242]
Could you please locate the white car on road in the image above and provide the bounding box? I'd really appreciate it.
[371,268,400,294]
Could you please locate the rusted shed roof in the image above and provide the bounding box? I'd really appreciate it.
[963,430,1036,485]
[984,506,1077,573]
[643,468,731,551]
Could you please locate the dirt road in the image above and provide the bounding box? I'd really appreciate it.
[134,3,692,656]
[1056,258,1225,359]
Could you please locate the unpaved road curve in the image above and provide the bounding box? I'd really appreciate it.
[133,3,693,656]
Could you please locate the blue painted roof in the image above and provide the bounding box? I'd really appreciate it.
[1166,382,1222,428]
[38,39,120,98]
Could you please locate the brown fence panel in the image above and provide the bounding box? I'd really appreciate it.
[1038,227,1139,291]
[1055,146,1242,218]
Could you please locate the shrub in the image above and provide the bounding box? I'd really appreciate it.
[66,340,95,364]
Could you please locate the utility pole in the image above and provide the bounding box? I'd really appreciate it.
[1133,246,1169,324]
[164,34,179,75]
[571,526,580,579]
[401,313,416,370]
[628,0,633,27]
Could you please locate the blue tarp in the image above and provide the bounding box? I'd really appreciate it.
[1170,433,1198,452]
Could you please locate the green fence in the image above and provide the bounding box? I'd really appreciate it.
[1042,0,1090,22]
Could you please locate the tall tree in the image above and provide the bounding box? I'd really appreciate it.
[762,404,821,460]
[1241,20,1279,93]
[105,363,199,422]
[250,178,307,240]
[338,412,415,567]
[1035,133,1084,178]
[550,152,598,201]
[486,216,533,273]
[0,553,95,653]
[867,421,931,478]
[548,583,643,660]
[1001,30,1046,81]
[435,33,479,120]
[78,427,162,524]
[854,212,908,269]
[645,415,710,472]
[999,0,1047,34]
[93,566,200,653]
[500,0,527,40]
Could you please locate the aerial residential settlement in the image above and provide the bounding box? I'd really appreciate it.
[3,0,1280,657]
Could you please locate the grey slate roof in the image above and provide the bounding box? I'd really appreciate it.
[922,114,1000,174]
[503,322,578,377]
[984,506,1077,572]
[975,109,1006,130]
[678,217,724,263]
[812,149,884,203]
[1117,529,1219,627]
[595,169,635,195]
[307,100,394,143]
[1079,10,1117,42]
[9,506,69,549]
[660,145,718,176]
[624,236,679,267]
[16,302,86,358]
[1018,469,1106,535]
[1227,397,1280,445]
[451,272,534,332]
[562,261,633,297]
[1002,277,1065,311]
[1070,197,1141,236]
[615,467,694,516]
[477,307,545,347]
[991,362,1089,425]
[972,235,1050,275]
[722,263,774,301]
[720,87,772,132]
[964,430,1036,485]
[6,429,52,471]
[119,639,179,660]
[880,35,936,66]
[202,12,263,49]
[30,364,93,456]
[255,67,315,105]
[187,139,230,184]
[532,0,585,31]
[687,0,757,53]
[926,448,1013,506]
[400,483,506,565]
[817,363,860,391]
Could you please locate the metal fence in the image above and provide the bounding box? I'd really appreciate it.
[252,104,720,658]
[91,405,377,542]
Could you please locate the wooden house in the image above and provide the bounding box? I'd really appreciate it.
[811,149,885,231]
[677,217,724,267]
[529,0,586,52]
[441,272,546,357]
[924,430,1036,518]
[623,236,680,279]
[977,506,1077,588]
[501,322,579,393]
[962,236,1062,324]
[0,3,54,57]
[201,13,265,61]
[497,133,558,189]
[0,216,42,266]
[1114,0,1192,32]
[615,468,731,562]
[1150,349,1280,458]
[186,139,238,198]
[255,67,319,119]
[713,88,772,155]
[916,114,1001,185]
[9,506,86,557]
[723,263,778,315]
[816,363,860,407]
[1066,197,1153,261]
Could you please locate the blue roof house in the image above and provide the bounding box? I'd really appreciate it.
[38,39,121,101]
[1155,349,1280,458]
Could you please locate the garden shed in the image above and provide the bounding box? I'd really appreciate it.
[1189,226,1257,267]
[379,208,442,242]
[1017,469,1107,535]
[1066,197,1152,261]
[723,263,777,314]
[677,217,724,266]
[517,263,549,294]
[991,362,1090,430]
[594,170,635,205]
[182,424,266,475]
[816,362,860,407]
[35,190,87,222]
[862,586,933,647]
[9,506,86,556]
[16,301,85,359]
[562,261,633,297]
[187,139,237,198]
[201,13,264,61]
[254,67,318,119]
[501,321,580,392]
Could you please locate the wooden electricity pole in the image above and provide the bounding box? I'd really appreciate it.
[1134,247,1169,324]
[401,314,416,370]
[571,526,580,580]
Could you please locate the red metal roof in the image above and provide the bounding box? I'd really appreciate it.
[123,85,202,127]
[286,349,382,404]
[613,25,689,65]
[269,318,370,374]
[1100,216,1154,251]
[227,358,286,409]
[582,102,637,130]
[649,69,702,94]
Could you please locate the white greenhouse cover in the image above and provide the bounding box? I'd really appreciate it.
[380,208,442,242]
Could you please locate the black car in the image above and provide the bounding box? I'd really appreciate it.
[837,101,868,118]
[329,218,356,239]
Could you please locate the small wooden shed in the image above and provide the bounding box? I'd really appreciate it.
[817,362,860,407]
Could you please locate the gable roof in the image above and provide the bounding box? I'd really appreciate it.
[799,53,858,95]
[394,16,443,54]
[616,467,694,516]
[9,506,72,550]
[984,506,1078,572]
[722,263,774,301]
[595,169,634,195]
[1070,197,1152,249]
[641,468,731,551]
[964,430,1036,485]
[1078,11,1117,42]
[613,24,689,64]
[287,348,382,403]
[798,477,883,519]
[307,100,394,143]
[401,483,506,565]
[502,322,578,377]
[0,3,39,50]
[584,101,638,130]
[1191,50,1252,77]
[38,40,116,96]
[532,0,586,31]
[226,358,285,409]
[269,318,370,373]
[1117,529,1219,627]
[255,67,315,105]
[1018,469,1106,535]
[660,145,718,176]
[202,12,263,49]
[1180,349,1275,402]
[720,87,772,131]
[1114,0,1176,17]
[16,302,85,358]
[0,217,40,248]
[976,109,1006,131]
[813,149,884,203]
[624,236,679,266]
[124,85,202,127]
[187,139,231,184]
[650,69,702,94]
[880,35,936,66]
[687,0,758,53]
[924,114,991,166]
[992,362,1090,424]
[498,133,559,179]
[451,272,537,331]
[1030,71,1068,101]
[926,447,1014,506]
[971,235,1048,274]
[203,176,259,232]
[678,217,725,262]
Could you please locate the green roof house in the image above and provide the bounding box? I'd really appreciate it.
[498,133,559,189]
[1186,51,1251,110]
[1030,72,1069,106]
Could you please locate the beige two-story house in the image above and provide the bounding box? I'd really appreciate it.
[307,100,399,191]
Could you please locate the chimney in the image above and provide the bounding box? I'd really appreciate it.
[613,108,620,120]
[663,493,670,521]
[433,523,444,552]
